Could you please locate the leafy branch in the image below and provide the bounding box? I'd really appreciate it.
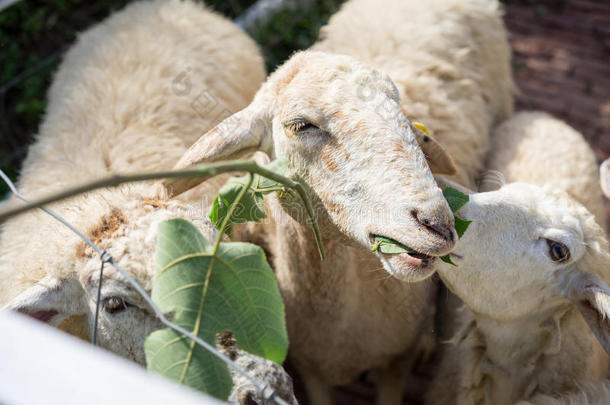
[0,159,325,260]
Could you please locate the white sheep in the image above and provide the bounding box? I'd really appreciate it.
[427,112,610,405]
[0,0,266,311]
[164,0,513,403]
[427,182,610,405]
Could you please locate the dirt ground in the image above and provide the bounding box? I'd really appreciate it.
[299,1,610,404]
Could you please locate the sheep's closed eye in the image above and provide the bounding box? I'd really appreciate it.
[546,239,570,263]
[284,118,322,135]
[102,296,131,314]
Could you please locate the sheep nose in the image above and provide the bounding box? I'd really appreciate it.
[412,206,455,242]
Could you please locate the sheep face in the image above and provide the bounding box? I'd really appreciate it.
[439,183,608,320]
[5,196,217,365]
[166,51,457,281]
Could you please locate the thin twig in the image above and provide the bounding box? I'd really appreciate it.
[0,160,326,260]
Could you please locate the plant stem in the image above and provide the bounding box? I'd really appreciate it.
[0,159,326,260]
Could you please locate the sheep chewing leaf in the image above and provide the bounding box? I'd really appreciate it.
[370,188,470,265]
[145,218,288,400]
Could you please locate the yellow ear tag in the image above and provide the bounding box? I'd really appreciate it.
[413,121,430,136]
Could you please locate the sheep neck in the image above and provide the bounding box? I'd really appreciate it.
[464,306,571,404]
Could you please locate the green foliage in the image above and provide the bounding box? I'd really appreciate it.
[442,187,471,266]
[442,187,470,213]
[248,0,344,71]
[146,160,316,399]
[371,236,416,254]
[145,218,288,400]
[455,216,473,239]
[209,159,288,235]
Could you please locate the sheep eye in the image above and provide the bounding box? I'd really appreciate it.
[102,296,130,314]
[546,239,570,263]
[284,119,320,134]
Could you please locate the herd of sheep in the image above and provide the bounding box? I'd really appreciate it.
[1,0,609,404]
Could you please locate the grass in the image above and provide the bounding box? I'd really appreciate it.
[0,0,343,198]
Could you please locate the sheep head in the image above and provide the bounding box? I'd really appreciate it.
[4,190,216,364]
[437,182,610,354]
[164,50,457,281]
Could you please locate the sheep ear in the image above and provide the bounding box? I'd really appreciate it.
[412,123,457,176]
[601,158,610,199]
[162,103,271,196]
[4,276,86,327]
[567,273,610,356]
[477,170,506,192]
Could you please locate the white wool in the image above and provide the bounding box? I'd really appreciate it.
[486,111,606,229]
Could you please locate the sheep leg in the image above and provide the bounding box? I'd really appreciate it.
[370,353,415,405]
[300,371,333,405]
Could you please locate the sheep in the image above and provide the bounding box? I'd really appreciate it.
[427,112,610,405]
[163,0,513,402]
[485,111,606,229]
[0,0,266,310]
[427,182,610,405]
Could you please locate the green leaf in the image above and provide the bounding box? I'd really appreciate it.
[371,236,417,255]
[145,219,289,400]
[440,255,457,266]
[443,187,469,213]
[455,217,473,239]
[208,158,289,234]
[440,187,472,267]
[209,177,266,235]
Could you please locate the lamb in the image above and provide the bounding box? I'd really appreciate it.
[0,0,266,311]
[427,112,610,405]
[427,182,610,405]
[163,0,513,402]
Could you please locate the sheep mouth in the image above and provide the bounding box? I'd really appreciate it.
[369,234,435,267]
